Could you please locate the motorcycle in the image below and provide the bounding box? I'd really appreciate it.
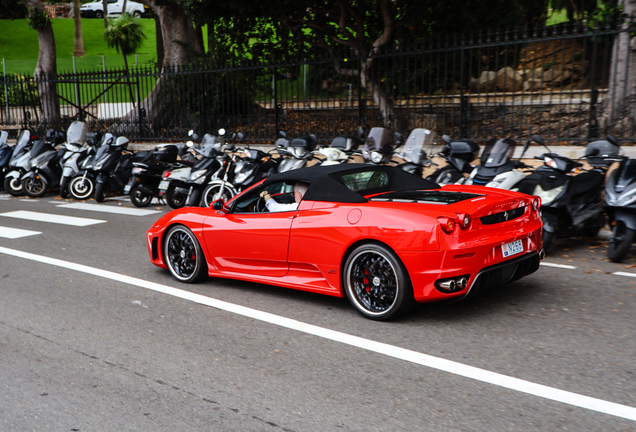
[3,130,49,196]
[68,133,115,200]
[459,137,531,189]
[21,128,67,198]
[600,139,636,262]
[0,131,13,187]
[393,128,435,177]
[317,128,364,166]
[58,122,100,198]
[517,134,618,251]
[125,144,180,207]
[426,134,480,184]
[90,135,141,203]
[361,127,398,165]
[275,131,317,173]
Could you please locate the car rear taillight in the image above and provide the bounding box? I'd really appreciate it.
[162,170,171,178]
[438,216,456,234]
[532,196,541,210]
[458,213,471,229]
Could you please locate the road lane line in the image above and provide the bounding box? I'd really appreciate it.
[540,262,577,269]
[0,210,105,226]
[0,245,634,422]
[614,272,636,278]
[0,226,41,239]
[54,202,161,216]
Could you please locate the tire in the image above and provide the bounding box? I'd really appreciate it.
[4,176,23,196]
[59,176,69,198]
[132,10,142,18]
[94,182,105,203]
[608,221,635,263]
[22,176,47,198]
[130,183,152,207]
[166,182,187,209]
[202,183,234,207]
[164,225,207,283]
[94,10,103,19]
[343,243,414,320]
[70,176,94,200]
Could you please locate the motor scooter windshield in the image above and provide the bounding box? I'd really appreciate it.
[482,138,516,168]
[616,159,636,190]
[402,128,433,164]
[66,121,89,144]
[0,131,8,146]
[15,130,30,150]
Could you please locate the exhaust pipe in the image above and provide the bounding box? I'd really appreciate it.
[457,277,468,290]
[439,280,456,291]
[539,248,546,260]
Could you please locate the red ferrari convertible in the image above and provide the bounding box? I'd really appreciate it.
[147,164,544,320]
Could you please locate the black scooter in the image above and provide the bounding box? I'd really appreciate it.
[426,134,480,184]
[125,144,181,207]
[517,134,619,251]
[0,131,13,186]
[602,138,636,262]
[91,136,146,203]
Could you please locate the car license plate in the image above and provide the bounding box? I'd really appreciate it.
[159,180,169,190]
[502,239,523,258]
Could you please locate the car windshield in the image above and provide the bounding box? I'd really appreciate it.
[67,121,88,144]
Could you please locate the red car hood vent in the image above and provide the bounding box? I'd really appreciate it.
[369,190,484,204]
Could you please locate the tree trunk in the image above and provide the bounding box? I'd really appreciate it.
[359,60,395,129]
[102,0,108,27]
[73,0,86,57]
[193,22,204,56]
[207,22,216,58]
[21,0,60,124]
[122,0,128,15]
[155,17,164,67]
[602,2,636,136]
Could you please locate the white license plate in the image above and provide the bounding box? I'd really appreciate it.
[502,239,524,258]
[159,180,169,190]
[124,184,131,193]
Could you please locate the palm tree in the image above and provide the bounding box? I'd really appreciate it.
[104,13,145,105]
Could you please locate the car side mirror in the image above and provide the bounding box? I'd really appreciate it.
[212,199,228,213]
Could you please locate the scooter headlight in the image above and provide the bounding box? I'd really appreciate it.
[370,150,384,164]
[533,184,563,206]
[65,143,81,152]
[189,169,208,184]
[485,177,507,188]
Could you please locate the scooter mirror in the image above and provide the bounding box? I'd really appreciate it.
[226,144,235,151]
[218,128,226,136]
[442,134,451,144]
[531,134,544,145]
[607,135,619,147]
[236,133,245,141]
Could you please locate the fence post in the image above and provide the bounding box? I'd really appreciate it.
[273,69,279,134]
[588,23,600,139]
[2,58,9,122]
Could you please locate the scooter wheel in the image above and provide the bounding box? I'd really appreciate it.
[608,221,635,263]
[69,176,94,200]
[22,176,47,198]
[130,183,153,207]
[4,176,23,196]
[94,183,105,203]
[59,177,69,199]
[166,183,187,209]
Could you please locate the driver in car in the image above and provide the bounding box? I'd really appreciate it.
[260,182,309,212]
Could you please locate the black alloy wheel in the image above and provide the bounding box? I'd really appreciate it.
[164,225,207,283]
[94,182,105,203]
[343,243,414,320]
[165,183,187,209]
[22,176,47,198]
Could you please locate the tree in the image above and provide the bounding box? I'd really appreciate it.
[104,13,145,104]
[73,0,86,57]
[102,0,108,27]
[602,0,636,135]
[21,0,60,123]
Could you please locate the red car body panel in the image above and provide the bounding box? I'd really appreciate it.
[147,178,543,304]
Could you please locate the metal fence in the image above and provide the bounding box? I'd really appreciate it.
[1,18,634,144]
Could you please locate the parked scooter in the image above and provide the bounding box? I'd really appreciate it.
[159,143,198,209]
[21,128,67,197]
[58,122,99,198]
[393,128,435,177]
[600,138,636,262]
[0,131,13,187]
[459,137,531,189]
[426,134,480,184]
[517,134,618,251]
[68,133,114,200]
[275,131,317,173]
[125,144,180,207]
[317,128,364,166]
[4,130,48,196]
[361,127,397,165]
[91,135,140,202]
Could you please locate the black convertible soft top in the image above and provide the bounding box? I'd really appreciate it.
[262,164,440,203]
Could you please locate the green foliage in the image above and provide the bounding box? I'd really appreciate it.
[27,7,51,30]
[0,74,40,107]
[104,13,146,57]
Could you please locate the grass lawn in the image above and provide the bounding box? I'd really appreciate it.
[0,18,158,74]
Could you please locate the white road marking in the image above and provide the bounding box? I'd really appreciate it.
[540,262,577,269]
[0,245,634,422]
[0,226,41,239]
[613,272,636,278]
[0,210,105,226]
[55,202,161,216]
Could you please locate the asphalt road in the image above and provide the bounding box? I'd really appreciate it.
[0,193,634,431]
